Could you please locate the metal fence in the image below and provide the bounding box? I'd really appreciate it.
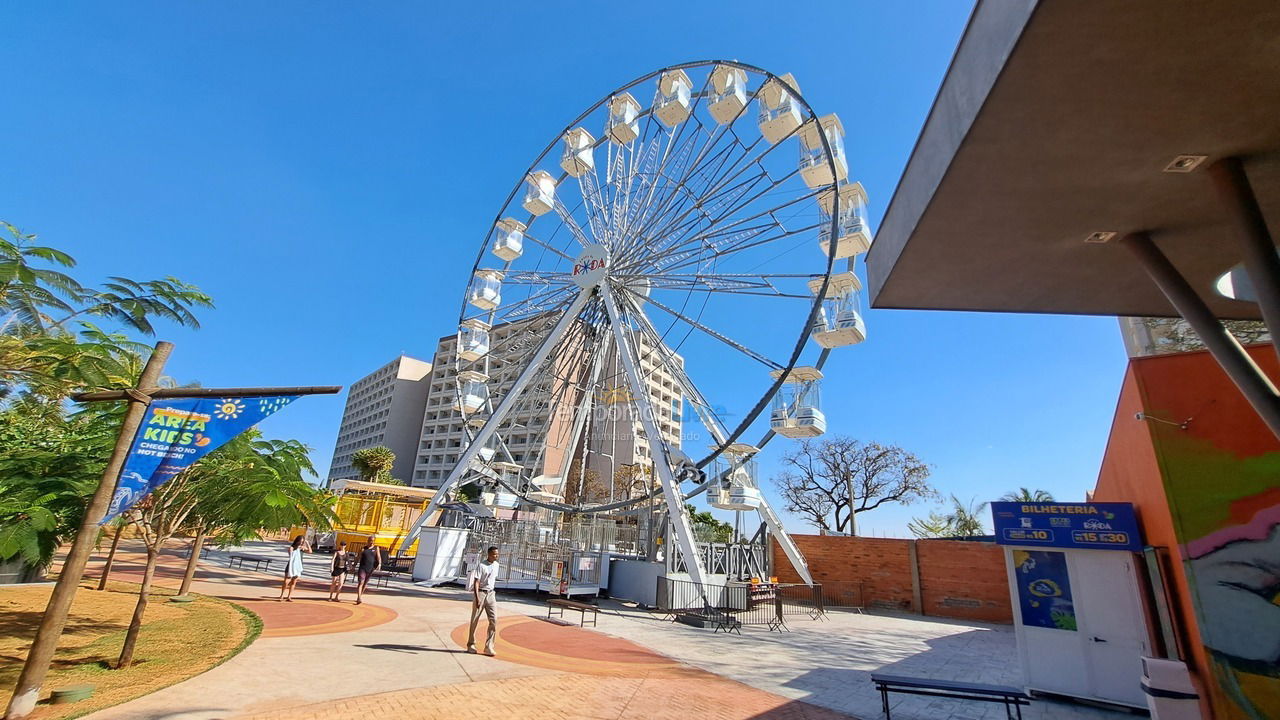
[814,580,867,611]
[654,577,827,632]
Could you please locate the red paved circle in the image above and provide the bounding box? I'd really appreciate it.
[500,618,673,664]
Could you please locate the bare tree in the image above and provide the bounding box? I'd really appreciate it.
[562,458,606,506]
[772,436,936,534]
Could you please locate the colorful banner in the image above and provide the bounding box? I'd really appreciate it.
[103,395,299,523]
[1012,549,1076,631]
[991,501,1142,551]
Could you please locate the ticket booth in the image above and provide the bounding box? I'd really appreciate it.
[992,502,1152,709]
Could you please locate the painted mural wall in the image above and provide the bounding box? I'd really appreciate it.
[1131,347,1280,719]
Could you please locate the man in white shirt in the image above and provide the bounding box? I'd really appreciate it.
[466,546,500,656]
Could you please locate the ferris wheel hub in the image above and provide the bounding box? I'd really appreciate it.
[572,244,610,288]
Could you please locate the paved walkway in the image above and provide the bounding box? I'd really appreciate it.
[70,540,1135,720]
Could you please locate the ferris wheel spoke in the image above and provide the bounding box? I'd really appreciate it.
[616,108,691,246]
[636,221,823,278]
[494,287,576,323]
[620,285,783,370]
[639,168,806,269]
[622,297,731,444]
[629,271,818,296]
[625,88,781,255]
[502,270,574,286]
[551,197,594,248]
[623,101,738,242]
[624,137,740,250]
[520,230,578,263]
[578,169,611,241]
[635,194,819,278]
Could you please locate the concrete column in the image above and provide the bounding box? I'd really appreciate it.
[908,540,923,615]
[1123,232,1280,440]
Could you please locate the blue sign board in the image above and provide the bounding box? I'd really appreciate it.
[990,501,1142,551]
[103,395,300,523]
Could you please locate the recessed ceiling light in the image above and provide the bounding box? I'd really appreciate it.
[1163,155,1208,173]
[1084,231,1117,244]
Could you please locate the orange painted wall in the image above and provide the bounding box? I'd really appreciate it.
[1093,345,1280,719]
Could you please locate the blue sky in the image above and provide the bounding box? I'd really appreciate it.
[1,2,1131,537]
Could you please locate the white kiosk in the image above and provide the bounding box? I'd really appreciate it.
[992,502,1152,709]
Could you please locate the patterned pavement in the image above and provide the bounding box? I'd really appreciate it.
[237,671,858,720]
[74,542,1136,720]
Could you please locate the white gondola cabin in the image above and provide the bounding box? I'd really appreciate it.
[465,427,498,462]
[758,73,803,144]
[709,65,748,124]
[807,272,866,348]
[454,371,490,414]
[799,114,849,188]
[492,218,525,262]
[484,462,523,509]
[458,318,491,362]
[770,366,826,438]
[655,69,693,127]
[522,171,557,216]
[709,443,763,511]
[560,128,595,177]
[606,93,641,144]
[467,269,503,311]
[817,182,872,258]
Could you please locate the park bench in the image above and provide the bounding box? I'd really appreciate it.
[547,597,599,627]
[378,547,413,576]
[870,673,1031,720]
[345,569,392,589]
[227,554,275,572]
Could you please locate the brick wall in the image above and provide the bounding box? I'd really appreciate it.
[916,538,1011,623]
[773,534,1012,624]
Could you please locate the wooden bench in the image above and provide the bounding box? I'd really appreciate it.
[227,554,275,572]
[870,673,1031,720]
[547,598,599,627]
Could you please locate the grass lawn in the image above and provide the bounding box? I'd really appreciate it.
[1,580,260,719]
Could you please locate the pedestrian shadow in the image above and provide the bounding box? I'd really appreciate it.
[353,643,467,654]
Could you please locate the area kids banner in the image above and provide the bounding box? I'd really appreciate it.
[103,395,300,523]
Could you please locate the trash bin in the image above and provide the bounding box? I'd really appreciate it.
[1141,657,1201,719]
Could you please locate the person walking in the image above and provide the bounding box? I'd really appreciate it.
[466,546,500,656]
[355,536,381,605]
[278,535,308,602]
[327,540,348,601]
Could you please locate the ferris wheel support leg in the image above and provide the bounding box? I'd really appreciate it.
[600,287,712,599]
[756,498,814,586]
[397,288,595,555]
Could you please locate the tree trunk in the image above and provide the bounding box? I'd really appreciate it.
[96,523,125,591]
[6,341,171,720]
[845,475,858,536]
[116,545,159,668]
[177,528,206,597]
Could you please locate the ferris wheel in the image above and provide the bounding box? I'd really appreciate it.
[404,61,871,588]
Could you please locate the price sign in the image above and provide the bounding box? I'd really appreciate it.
[991,502,1142,551]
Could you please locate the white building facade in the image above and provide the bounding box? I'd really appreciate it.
[411,320,683,500]
[327,355,432,486]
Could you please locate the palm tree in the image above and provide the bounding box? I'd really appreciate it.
[944,495,989,537]
[1,221,212,337]
[1000,487,1054,502]
[350,446,396,483]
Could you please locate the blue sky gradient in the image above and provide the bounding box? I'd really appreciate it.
[1,2,1130,536]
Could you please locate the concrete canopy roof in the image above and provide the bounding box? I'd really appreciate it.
[867,0,1280,320]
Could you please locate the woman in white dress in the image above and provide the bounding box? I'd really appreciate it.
[277,535,308,601]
